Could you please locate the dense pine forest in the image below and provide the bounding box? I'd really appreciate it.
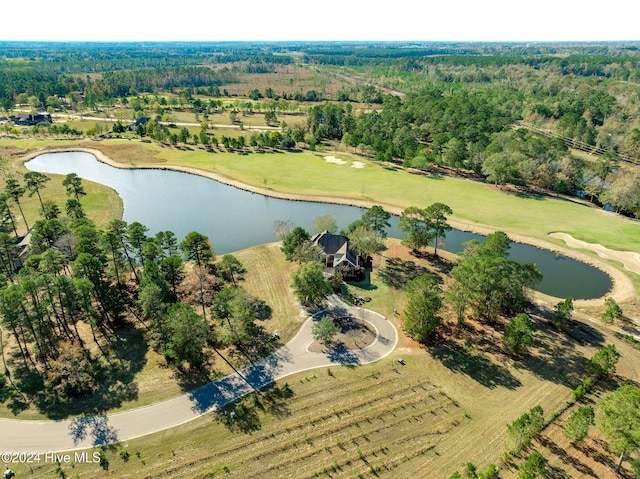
[0,168,273,416]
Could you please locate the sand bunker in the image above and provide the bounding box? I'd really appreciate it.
[549,232,640,275]
[324,156,365,168]
[324,155,347,165]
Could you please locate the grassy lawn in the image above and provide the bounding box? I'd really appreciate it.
[5,136,639,287]
[89,138,639,254]
[1,143,123,233]
[4,137,636,248]
[232,242,301,341]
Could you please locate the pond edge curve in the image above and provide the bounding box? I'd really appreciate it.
[20,146,633,306]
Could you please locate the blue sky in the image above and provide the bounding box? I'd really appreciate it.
[3,0,638,42]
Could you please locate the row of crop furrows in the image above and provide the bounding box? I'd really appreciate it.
[244,380,440,462]
[241,384,464,477]
[141,371,408,477]
[153,369,450,478]
[298,403,467,479]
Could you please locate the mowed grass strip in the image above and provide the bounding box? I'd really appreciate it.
[1,144,123,233]
[232,242,300,341]
[202,152,639,253]
[81,139,640,253]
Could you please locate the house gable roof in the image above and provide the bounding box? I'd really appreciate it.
[311,231,358,268]
[311,231,348,255]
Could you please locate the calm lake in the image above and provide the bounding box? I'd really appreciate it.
[25,151,612,299]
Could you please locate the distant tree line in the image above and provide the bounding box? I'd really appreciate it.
[0,68,230,111]
[0,42,292,73]
[304,86,639,217]
[101,66,238,98]
[3,43,639,216]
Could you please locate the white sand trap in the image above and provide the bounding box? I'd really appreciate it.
[549,232,640,275]
[351,161,365,168]
[324,155,347,165]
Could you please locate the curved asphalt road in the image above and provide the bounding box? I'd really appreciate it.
[0,297,397,453]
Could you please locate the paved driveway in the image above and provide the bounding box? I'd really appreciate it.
[0,297,397,453]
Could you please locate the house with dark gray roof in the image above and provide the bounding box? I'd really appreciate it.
[13,112,52,125]
[311,230,367,280]
[131,117,149,132]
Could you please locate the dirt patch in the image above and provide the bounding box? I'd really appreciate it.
[0,144,29,162]
[17,144,165,168]
[176,263,221,308]
[78,142,165,164]
[308,317,376,353]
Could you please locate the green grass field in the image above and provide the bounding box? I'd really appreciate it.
[1,143,123,233]
[73,137,638,255]
[233,243,301,341]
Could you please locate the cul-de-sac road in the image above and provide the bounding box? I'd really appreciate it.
[0,297,397,453]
